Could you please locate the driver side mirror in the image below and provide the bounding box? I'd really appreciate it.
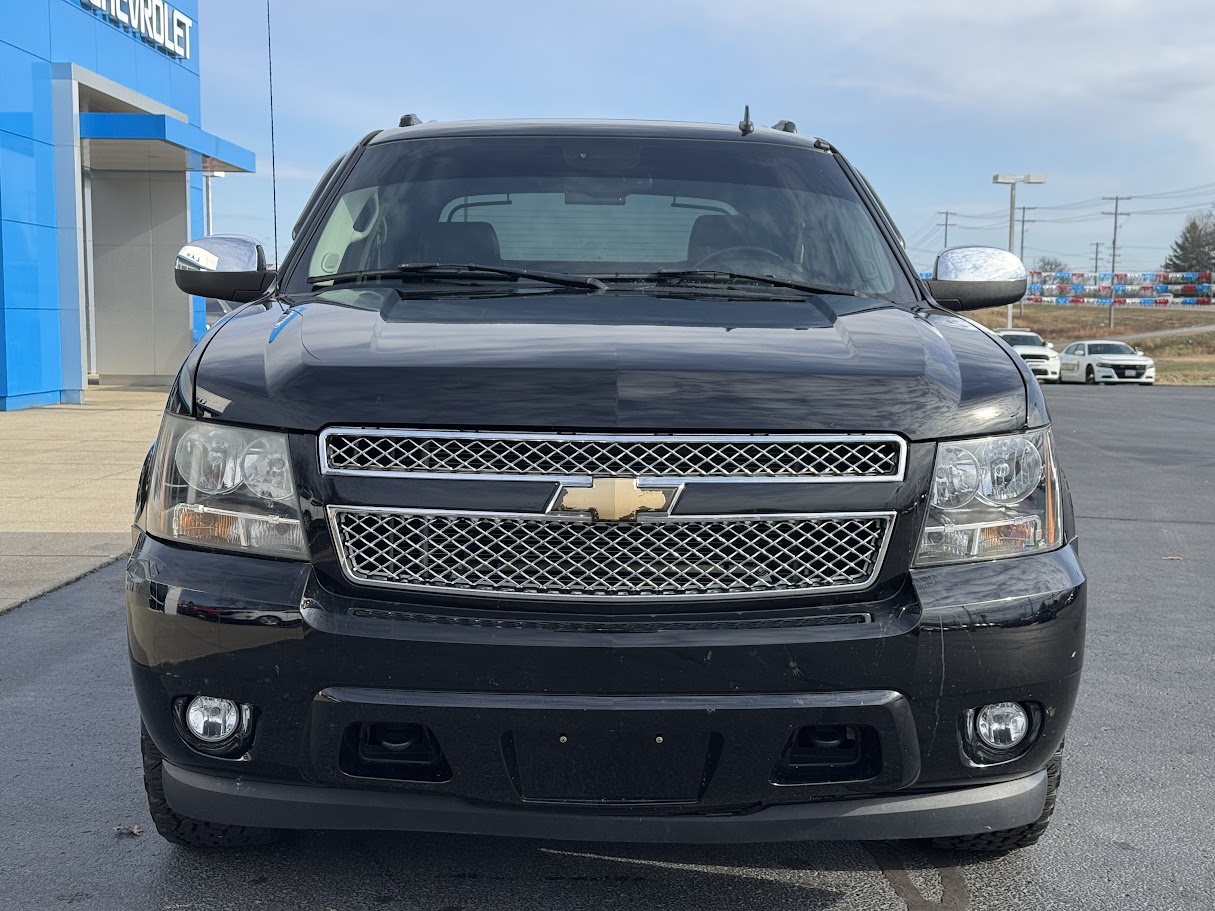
[925,247,1027,312]
[175,235,276,303]
[1046,341,1055,349]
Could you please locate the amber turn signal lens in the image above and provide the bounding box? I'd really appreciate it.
[176,508,238,542]
[977,517,1038,552]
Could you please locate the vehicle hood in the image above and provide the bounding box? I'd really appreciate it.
[1091,354,1154,365]
[1011,344,1058,359]
[191,292,1029,440]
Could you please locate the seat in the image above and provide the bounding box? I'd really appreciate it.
[415,222,502,265]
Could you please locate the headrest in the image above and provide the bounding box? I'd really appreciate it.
[687,214,772,263]
[416,222,502,265]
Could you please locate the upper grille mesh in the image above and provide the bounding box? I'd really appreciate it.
[330,509,890,599]
[323,432,903,479]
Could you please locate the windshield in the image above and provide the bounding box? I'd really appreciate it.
[1001,333,1046,347]
[281,136,914,301]
[1087,342,1136,355]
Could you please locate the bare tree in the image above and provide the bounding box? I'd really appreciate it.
[1034,256,1069,274]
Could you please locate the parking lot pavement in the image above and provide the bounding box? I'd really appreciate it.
[1,385,1213,911]
[0,387,165,613]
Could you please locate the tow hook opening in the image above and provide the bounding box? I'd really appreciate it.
[773,724,881,784]
[340,723,453,782]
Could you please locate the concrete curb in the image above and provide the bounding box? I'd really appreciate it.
[0,553,129,617]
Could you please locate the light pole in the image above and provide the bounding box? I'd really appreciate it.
[993,173,1046,328]
[203,170,224,236]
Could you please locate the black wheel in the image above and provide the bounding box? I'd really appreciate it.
[1085,367,1096,385]
[929,748,1062,853]
[141,725,281,847]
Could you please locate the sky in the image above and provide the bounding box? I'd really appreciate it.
[199,0,1215,274]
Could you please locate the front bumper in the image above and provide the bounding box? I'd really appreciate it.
[1094,364,1155,383]
[1026,360,1060,381]
[161,759,1047,842]
[127,535,1085,841]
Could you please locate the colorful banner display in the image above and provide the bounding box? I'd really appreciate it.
[917,271,1215,307]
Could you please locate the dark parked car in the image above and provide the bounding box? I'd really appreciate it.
[131,117,1085,852]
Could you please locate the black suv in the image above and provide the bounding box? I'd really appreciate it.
[130,117,1084,851]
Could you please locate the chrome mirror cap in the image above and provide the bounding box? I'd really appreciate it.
[933,246,1027,283]
[175,235,275,303]
[176,235,265,273]
[926,246,1028,312]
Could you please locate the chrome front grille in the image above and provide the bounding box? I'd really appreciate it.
[329,507,894,601]
[321,430,905,482]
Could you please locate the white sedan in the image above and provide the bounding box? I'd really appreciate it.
[1058,340,1156,385]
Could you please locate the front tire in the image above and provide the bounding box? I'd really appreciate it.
[141,726,281,847]
[1085,367,1096,385]
[930,748,1062,853]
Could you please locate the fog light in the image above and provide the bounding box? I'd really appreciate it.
[975,702,1029,749]
[184,696,240,743]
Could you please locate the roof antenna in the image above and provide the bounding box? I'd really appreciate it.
[265,0,279,262]
[738,105,754,136]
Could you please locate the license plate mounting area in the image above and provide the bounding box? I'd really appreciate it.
[508,724,718,804]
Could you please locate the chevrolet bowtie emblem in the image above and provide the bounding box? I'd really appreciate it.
[555,477,680,522]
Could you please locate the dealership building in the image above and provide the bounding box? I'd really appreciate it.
[0,0,254,410]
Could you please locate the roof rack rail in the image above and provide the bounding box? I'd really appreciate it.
[771,120,797,133]
[399,113,423,127]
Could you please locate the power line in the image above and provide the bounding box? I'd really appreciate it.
[1119,202,1215,216]
[1130,181,1215,200]
[950,221,1008,231]
[935,180,1215,226]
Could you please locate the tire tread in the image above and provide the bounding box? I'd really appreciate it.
[929,749,1062,854]
[141,726,281,848]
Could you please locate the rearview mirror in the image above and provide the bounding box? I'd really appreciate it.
[175,235,276,303]
[925,246,1027,312]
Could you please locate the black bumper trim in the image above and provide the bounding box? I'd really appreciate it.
[162,762,1047,844]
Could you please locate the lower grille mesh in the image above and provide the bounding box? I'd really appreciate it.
[330,509,891,600]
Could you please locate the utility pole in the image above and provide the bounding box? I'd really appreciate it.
[1102,196,1129,331]
[1091,242,1102,276]
[937,210,953,248]
[1016,206,1041,316]
[1018,206,1033,262]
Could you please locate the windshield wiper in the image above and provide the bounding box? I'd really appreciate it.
[308,262,606,291]
[600,270,860,298]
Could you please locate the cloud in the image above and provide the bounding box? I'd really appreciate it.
[688,0,1215,143]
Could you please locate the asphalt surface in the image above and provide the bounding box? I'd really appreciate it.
[2,385,1213,911]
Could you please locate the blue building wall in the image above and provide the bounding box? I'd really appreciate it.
[0,0,206,409]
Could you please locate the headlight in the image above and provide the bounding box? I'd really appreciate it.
[146,415,308,559]
[915,428,1062,566]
